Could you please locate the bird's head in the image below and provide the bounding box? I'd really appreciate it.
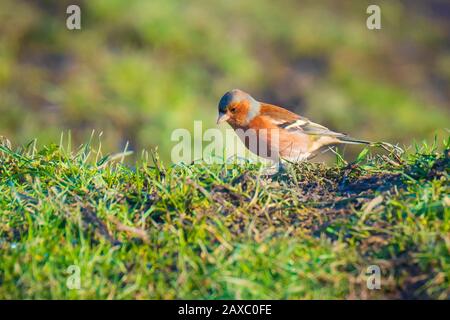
[217,89,261,127]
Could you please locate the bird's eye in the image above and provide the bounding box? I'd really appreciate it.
[229,107,236,113]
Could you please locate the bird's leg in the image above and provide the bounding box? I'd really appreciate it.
[260,160,288,177]
[277,161,287,173]
[262,164,278,176]
[260,160,282,176]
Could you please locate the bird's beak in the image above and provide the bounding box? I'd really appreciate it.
[216,112,230,124]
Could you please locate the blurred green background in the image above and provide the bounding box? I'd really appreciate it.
[0,0,449,161]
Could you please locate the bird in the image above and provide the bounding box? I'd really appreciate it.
[216,89,374,164]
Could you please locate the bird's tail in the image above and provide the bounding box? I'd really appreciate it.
[337,136,404,155]
[337,136,371,145]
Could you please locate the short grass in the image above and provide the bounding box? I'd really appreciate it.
[0,135,449,299]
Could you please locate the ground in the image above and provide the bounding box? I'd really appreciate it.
[0,135,448,299]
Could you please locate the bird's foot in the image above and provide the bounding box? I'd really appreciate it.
[261,162,287,177]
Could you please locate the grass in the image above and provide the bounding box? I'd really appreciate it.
[0,134,449,299]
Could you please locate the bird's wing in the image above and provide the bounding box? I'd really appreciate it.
[260,103,346,137]
[279,117,346,137]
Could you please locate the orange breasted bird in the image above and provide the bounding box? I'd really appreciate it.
[217,89,374,163]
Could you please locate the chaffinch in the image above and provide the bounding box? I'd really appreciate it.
[217,89,372,162]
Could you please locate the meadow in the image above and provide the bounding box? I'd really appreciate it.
[0,135,448,299]
[0,0,449,299]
